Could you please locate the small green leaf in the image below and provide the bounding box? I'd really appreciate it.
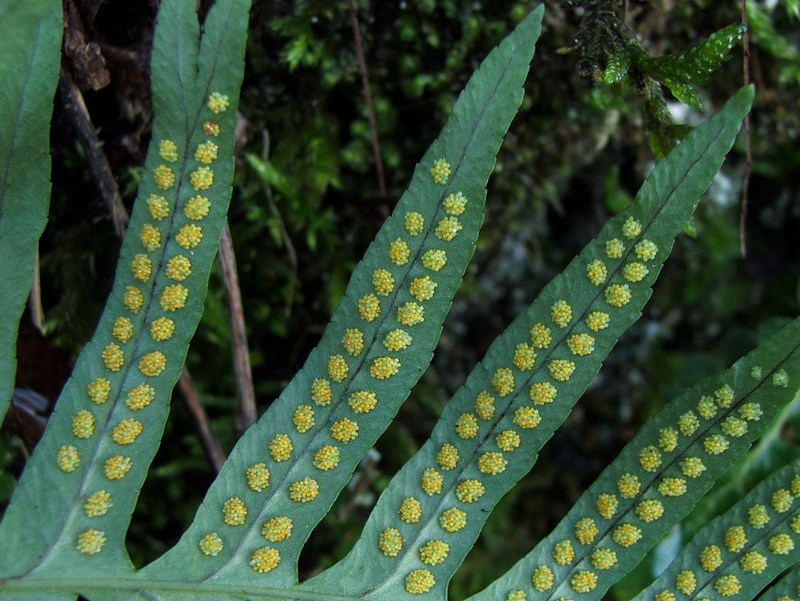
[662,78,703,111]
[603,52,630,85]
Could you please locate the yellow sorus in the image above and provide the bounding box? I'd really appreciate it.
[549,359,576,382]
[496,429,520,452]
[678,411,700,436]
[160,284,189,311]
[113,317,134,343]
[739,551,767,573]
[439,507,467,532]
[699,545,722,571]
[199,532,223,556]
[724,526,747,552]
[159,139,178,162]
[422,249,447,271]
[658,427,679,452]
[773,369,789,387]
[571,570,598,593]
[551,300,573,328]
[675,570,697,595]
[697,395,717,419]
[514,343,536,371]
[139,351,167,377]
[747,503,770,530]
[612,523,642,547]
[405,569,435,595]
[207,92,230,113]
[639,445,662,472]
[596,494,618,519]
[126,384,156,411]
[147,194,170,220]
[605,238,625,259]
[311,378,332,405]
[166,255,192,281]
[410,276,437,301]
[342,328,364,356]
[131,254,152,282]
[195,141,219,164]
[250,547,280,573]
[635,239,658,261]
[384,328,412,351]
[437,443,459,470]
[88,378,111,404]
[421,468,444,495]
[514,406,541,429]
[475,391,495,420]
[331,418,359,443]
[358,294,381,322]
[398,497,423,524]
[389,238,411,266]
[715,384,735,408]
[455,413,479,439]
[293,405,315,433]
[586,260,608,286]
[492,367,515,396]
[72,410,96,439]
[371,357,400,380]
[655,591,676,601]
[591,548,617,570]
[140,224,161,252]
[397,301,425,326]
[314,444,339,472]
[246,463,270,492]
[154,165,176,190]
[618,473,641,498]
[478,451,507,475]
[430,158,451,184]
[443,191,467,215]
[378,527,403,557]
[605,283,632,307]
[76,529,107,555]
[768,533,794,555]
[456,479,485,503]
[372,269,395,296]
[714,575,742,597]
[57,445,81,472]
[635,499,664,522]
[405,211,425,236]
[104,455,132,480]
[622,217,642,239]
[348,390,378,414]
[771,489,793,513]
[703,434,729,455]
[530,382,557,405]
[204,121,220,136]
[262,516,293,542]
[84,490,112,517]
[328,354,349,382]
[738,402,763,421]
[793,477,800,496]
[567,333,595,356]
[112,418,143,445]
[531,566,555,591]
[184,195,211,220]
[658,477,687,498]
[623,262,648,283]
[190,166,214,190]
[553,539,575,565]
[575,517,599,545]
[289,478,319,502]
[435,216,462,241]
[268,434,293,461]
[721,416,748,438]
[420,540,449,566]
[176,224,203,249]
[103,343,125,372]
[150,317,176,342]
[530,323,552,348]
[586,311,610,332]
[505,591,526,601]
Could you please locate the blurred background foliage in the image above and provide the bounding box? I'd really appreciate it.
[3,0,800,598]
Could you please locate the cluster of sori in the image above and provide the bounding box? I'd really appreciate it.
[198,157,468,575]
[56,91,229,557]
